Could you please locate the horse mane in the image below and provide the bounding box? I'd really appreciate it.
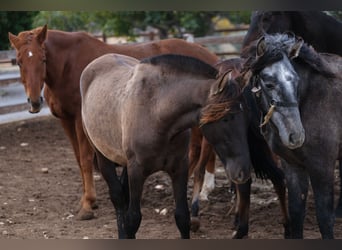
[214,57,244,75]
[140,54,218,79]
[199,75,242,126]
[242,33,336,78]
[296,43,336,78]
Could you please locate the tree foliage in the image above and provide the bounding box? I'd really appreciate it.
[31,11,251,40]
[0,11,38,50]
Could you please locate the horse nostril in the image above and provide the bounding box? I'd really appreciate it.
[289,133,296,144]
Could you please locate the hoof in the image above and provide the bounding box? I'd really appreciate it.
[190,216,201,232]
[232,230,248,239]
[77,209,95,220]
[92,202,99,210]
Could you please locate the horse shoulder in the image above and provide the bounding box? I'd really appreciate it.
[320,53,342,75]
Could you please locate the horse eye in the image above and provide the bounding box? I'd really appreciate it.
[264,82,275,89]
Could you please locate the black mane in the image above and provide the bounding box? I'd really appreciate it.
[244,33,336,77]
[141,54,218,79]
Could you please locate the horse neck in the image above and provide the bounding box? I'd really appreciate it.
[156,75,215,131]
[292,12,342,54]
[44,31,120,88]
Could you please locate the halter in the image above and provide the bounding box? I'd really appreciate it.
[251,74,298,128]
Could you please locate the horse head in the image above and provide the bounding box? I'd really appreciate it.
[8,25,48,113]
[201,67,251,184]
[247,33,305,149]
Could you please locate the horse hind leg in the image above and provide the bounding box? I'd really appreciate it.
[190,160,205,232]
[199,148,216,201]
[190,138,215,232]
[95,149,129,239]
[124,160,146,239]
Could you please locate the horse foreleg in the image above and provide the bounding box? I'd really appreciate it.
[268,170,290,238]
[335,160,342,218]
[232,178,251,239]
[75,118,97,220]
[95,149,128,239]
[309,163,335,239]
[60,119,96,220]
[188,127,202,178]
[170,157,190,239]
[284,163,309,239]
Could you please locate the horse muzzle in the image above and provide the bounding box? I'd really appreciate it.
[225,159,251,185]
[27,96,44,113]
[285,129,305,149]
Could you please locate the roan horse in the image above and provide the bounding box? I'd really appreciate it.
[80,53,250,238]
[243,33,342,238]
[242,10,342,219]
[8,25,218,220]
[190,58,290,238]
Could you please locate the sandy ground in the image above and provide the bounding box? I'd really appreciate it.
[0,115,341,239]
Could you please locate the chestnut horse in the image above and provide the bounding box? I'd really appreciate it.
[242,10,342,218]
[80,53,250,238]
[8,25,218,220]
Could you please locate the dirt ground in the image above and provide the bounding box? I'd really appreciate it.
[0,115,341,239]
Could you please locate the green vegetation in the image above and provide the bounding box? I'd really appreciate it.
[4,11,340,50]
[0,11,38,50]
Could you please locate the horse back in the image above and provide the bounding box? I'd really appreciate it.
[130,38,219,65]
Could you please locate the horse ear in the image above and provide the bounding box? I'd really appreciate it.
[8,32,20,50]
[256,36,266,57]
[289,37,304,59]
[212,70,232,95]
[36,24,48,44]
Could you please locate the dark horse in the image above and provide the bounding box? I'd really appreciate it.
[242,10,342,219]
[243,11,342,56]
[80,53,250,238]
[243,33,342,238]
[8,25,218,220]
[190,58,290,239]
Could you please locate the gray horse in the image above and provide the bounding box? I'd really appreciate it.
[80,53,251,238]
[244,33,342,238]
